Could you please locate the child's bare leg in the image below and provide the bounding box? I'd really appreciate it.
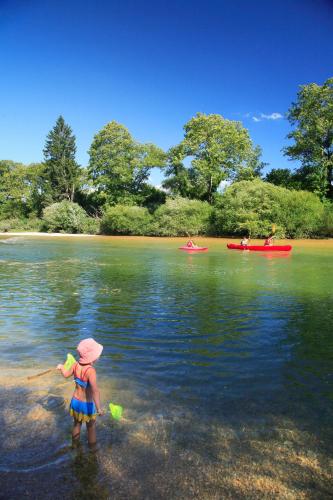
[86,419,97,449]
[72,418,82,445]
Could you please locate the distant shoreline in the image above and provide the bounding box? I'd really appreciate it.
[0,232,95,237]
[0,232,333,247]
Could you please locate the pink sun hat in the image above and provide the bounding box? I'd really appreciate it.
[77,338,103,364]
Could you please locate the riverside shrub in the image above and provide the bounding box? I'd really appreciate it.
[213,179,324,238]
[151,197,212,236]
[100,205,152,235]
[317,202,333,237]
[42,201,94,233]
[80,217,100,234]
[278,189,324,238]
[0,217,43,232]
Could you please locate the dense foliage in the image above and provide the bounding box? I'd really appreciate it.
[0,160,45,218]
[163,113,263,203]
[42,201,99,234]
[1,79,333,237]
[88,121,166,206]
[318,203,333,237]
[151,197,212,236]
[213,180,324,238]
[284,77,333,199]
[0,217,43,233]
[101,205,152,235]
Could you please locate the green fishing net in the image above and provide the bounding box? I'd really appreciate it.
[109,403,123,421]
[63,353,76,371]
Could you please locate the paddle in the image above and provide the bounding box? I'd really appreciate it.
[27,353,76,380]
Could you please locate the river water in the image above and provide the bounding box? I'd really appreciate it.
[0,236,332,498]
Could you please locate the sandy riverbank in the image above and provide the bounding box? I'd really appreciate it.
[0,232,95,237]
[1,232,333,249]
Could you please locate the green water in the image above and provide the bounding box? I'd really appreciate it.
[0,236,332,498]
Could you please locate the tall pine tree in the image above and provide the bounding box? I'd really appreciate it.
[43,116,80,202]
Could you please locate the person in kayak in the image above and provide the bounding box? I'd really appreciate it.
[264,234,275,246]
[186,240,198,248]
[240,236,249,246]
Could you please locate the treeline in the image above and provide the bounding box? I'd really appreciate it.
[0,78,332,238]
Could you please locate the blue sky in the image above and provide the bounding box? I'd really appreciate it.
[0,0,332,185]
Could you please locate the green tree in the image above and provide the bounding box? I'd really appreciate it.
[265,168,301,190]
[0,160,45,218]
[0,160,28,217]
[163,113,263,203]
[162,145,193,197]
[43,116,81,202]
[88,121,166,206]
[284,77,333,199]
[25,162,48,215]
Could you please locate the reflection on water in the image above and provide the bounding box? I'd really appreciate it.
[0,236,332,498]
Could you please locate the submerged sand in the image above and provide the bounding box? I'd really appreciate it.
[0,367,332,499]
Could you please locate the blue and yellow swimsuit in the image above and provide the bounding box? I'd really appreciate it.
[69,363,97,422]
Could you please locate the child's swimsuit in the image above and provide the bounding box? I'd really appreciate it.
[69,363,97,422]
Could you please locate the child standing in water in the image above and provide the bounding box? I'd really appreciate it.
[57,338,104,448]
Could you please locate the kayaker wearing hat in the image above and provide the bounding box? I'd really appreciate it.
[57,338,104,448]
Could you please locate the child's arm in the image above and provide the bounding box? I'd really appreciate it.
[88,368,104,415]
[56,364,74,378]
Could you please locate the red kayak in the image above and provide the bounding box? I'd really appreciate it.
[179,246,208,252]
[227,243,292,252]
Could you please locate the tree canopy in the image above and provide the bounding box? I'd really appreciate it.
[163,113,263,203]
[88,121,166,206]
[0,160,45,217]
[284,77,333,199]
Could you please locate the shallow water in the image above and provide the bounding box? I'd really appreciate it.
[0,236,332,498]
